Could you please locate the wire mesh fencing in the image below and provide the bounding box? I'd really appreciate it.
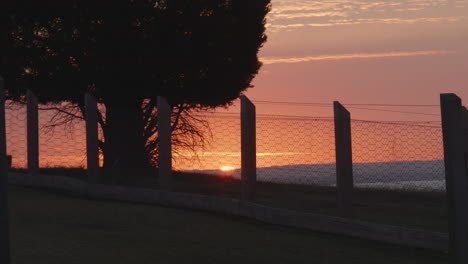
[6,98,446,194]
[170,112,446,193]
[173,113,241,174]
[348,119,446,231]
[170,113,338,197]
[256,115,336,186]
[6,101,89,176]
[171,112,242,197]
[6,101,27,168]
[351,120,444,192]
[4,96,449,231]
[170,107,448,230]
[38,103,87,169]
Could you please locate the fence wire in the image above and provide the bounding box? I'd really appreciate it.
[256,116,336,185]
[6,101,88,170]
[4,99,448,231]
[174,111,447,231]
[38,104,87,169]
[351,120,444,192]
[173,113,241,175]
[6,102,27,168]
[171,112,241,197]
[176,113,445,193]
[7,99,446,194]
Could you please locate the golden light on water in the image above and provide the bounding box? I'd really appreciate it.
[220,166,235,172]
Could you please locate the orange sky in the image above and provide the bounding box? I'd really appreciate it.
[176,0,461,170]
[7,1,465,170]
[245,0,468,121]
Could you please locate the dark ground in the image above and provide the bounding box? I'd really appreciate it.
[11,168,448,232]
[9,185,448,264]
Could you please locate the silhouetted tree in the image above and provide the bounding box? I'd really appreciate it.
[0,0,270,181]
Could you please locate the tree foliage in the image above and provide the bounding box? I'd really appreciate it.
[1,0,270,105]
[0,0,271,179]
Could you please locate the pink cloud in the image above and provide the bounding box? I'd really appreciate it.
[261,50,460,64]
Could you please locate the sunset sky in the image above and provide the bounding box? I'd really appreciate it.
[6,1,467,170]
[244,0,468,121]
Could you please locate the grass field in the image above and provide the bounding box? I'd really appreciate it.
[9,168,448,232]
[8,185,448,264]
[168,171,448,232]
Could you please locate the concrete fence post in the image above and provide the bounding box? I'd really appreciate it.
[0,76,10,264]
[440,93,468,264]
[157,96,172,189]
[26,90,39,175]
[241,96,256,201]
[85,93,100,184]
[463,107,468,164]
[334,101,353,214]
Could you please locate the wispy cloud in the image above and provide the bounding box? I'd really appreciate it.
[273,11,349,19]
[268,0,468,32]
[261,50,459,65]
[267,16,467,31]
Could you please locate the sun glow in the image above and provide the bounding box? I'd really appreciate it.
[220,166,235,171]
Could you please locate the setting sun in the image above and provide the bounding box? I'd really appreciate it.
[220,166,235,172]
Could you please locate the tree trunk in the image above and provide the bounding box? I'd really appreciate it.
[102,99,151,183]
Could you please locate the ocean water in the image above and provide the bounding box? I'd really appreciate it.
[183,160,446,192]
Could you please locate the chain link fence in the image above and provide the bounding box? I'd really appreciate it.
[175,113,445,193]
[5,101,27,168]
[171,112,241,197]
[38,103,87,169]
[172,109,447,231]
[6,101,88,172]
[352,120,444,192]
[4,97,448,231]
[6,99,446,195]
[256,115,336,185]
[173,113,241,174]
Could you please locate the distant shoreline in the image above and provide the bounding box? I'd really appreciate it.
[182,159,445,191]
